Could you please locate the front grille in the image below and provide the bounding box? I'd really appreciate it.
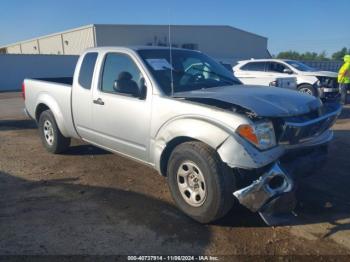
[278,103,341,145]
[318,76,339,89]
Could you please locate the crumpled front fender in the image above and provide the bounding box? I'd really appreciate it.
[152,117,232,175]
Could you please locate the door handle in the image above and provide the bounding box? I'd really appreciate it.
[93,98,105,105]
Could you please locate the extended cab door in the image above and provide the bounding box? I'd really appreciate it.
[90,51,152,162]
[72,52,99,142]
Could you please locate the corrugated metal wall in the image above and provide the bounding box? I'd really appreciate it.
[5,27,94,55]
[38,35,64,54]
[21,40,39,54]
[95,25,270,64]
[6,45,21,54]
[3,25,269,63]
[62,28,94,55]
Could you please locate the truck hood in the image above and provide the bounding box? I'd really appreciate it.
[299,71,338,78]
[174,85,322,117]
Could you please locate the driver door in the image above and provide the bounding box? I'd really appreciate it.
[91,52,152,162]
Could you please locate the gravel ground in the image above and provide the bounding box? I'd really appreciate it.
[0,92,350,256]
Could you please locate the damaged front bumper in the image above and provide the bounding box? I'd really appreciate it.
[222,102,341,225]
[232,143,330,226]
[233,162,293,213]
[317,86,341,102]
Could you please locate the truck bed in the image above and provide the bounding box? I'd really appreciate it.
[24,78,78,139]
[34,77,73,86]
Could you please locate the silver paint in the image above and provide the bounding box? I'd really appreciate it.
[23,47,340,216]
[233,162,293,212]
[174,85,322,117]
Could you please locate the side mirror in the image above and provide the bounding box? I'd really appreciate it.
[283,68,293,74]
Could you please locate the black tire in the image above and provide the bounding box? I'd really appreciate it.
[38,110,70,154]
[167,141,236,223]
[298,84,317,97]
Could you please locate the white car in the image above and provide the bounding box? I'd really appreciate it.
[233,59,340,100]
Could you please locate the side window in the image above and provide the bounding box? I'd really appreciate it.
[101,53,145,98]
[267,62,287,73]
[78,52,98,89]
[241,62,266,72]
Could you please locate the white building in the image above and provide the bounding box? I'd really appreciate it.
[0,24,270,64]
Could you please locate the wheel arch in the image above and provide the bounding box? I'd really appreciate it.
[153,117,231,176]
[35,103,50,121]
[159,136,198,177]
[297,82,313,88]
[34,95,69,137]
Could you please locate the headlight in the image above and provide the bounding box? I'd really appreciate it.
[237,121,276,150]
[316,76,335,88]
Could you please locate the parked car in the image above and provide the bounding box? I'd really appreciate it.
[23,47,341,225]
[221,60,297,90]
[233,59,340,101]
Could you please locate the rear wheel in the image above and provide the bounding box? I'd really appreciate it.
[298,84,317,96]
[38,110,70,154]
[167,141,236,223]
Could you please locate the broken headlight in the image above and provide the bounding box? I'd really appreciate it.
[237,121,277,150]
[316,76,337,88]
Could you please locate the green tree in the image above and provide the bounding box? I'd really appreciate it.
[276,51,301,60]
[318,51,329,61]
[276,50,330,61]
[332,47,349,60]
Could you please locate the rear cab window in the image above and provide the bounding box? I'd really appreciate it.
[78,52,98,89]
[240,62,266,72]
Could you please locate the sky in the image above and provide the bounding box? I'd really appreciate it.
[0,0,349,56]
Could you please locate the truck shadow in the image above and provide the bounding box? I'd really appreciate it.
[213,205,266,227]
[0,119,37,131]
[282,129,350,238]
[215,129,350,232]
[64,144,111,156]
[0,171,210,255]
[294,183,350,239]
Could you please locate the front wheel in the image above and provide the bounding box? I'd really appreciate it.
[167,141,236,223]
[298,84,317,96]
[38,110,70,154]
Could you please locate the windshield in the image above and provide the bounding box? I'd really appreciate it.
[137,49,241,95]
[285,60,317,72]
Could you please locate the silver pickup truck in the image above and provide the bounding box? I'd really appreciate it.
[23,46,341,225]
